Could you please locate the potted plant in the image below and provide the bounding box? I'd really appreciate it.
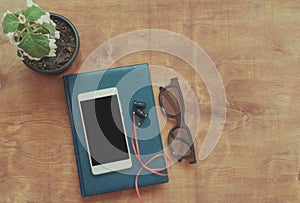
[1,0,80,74]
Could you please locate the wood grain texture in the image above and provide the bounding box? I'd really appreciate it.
[1,0,300,202]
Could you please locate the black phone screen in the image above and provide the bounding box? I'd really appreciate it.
[80,95,129,166]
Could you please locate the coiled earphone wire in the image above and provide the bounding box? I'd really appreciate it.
[131,114,172,203]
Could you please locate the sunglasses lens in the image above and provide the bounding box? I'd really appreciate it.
[169,127,192,158]
[160,87,181,116]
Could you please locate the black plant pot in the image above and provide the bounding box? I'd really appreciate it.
[22,13,80,75]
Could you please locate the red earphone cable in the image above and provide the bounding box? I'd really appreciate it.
[131,114,171,203]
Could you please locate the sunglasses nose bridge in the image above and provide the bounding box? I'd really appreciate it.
[176,113,184,123]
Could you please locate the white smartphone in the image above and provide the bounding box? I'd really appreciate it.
[78,87,132,175]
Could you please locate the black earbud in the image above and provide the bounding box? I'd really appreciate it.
[134,100,146,109]
[135,109,148,126]
[132,100,148,127]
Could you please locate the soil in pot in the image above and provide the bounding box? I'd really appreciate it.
[23,15,76,71]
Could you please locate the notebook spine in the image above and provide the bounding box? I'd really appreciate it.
[63,76,86,197]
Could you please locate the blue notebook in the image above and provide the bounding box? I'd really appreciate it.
[63,64,168,197]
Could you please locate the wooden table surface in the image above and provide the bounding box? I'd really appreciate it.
[1,0,300,202]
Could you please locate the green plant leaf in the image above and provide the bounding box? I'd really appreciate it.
[43,23,55,37]
[23,5,46,21]
[17,33,50,59]
[2,12,19,34]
